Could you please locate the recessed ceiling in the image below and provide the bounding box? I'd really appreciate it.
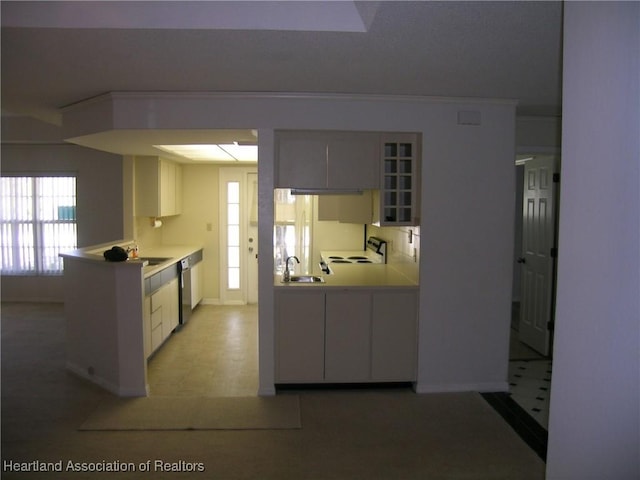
[66,129,258,164]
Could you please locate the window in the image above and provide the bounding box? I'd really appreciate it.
[1,176,77,275]
[273,189,312,275]
[227,181,241,289]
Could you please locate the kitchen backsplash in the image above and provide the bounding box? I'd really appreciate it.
[368,224,420,282]
[133,215,163,250]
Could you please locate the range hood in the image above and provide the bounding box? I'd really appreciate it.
[290,188,364,196]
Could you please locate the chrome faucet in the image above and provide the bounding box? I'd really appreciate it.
[283,256,300,282]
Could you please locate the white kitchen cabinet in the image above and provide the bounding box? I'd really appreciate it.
[190,262,203,306]
[317,191,373,224]
[275,288,418,384]
[275,131,327,189]
[371,291,418,381]
[164,277,180,336]
[275,291,325,382]
[275,130,380,189]
[145,273,180,358]
[135,156,183,217]
[143,296,152,359]
[373,133,420,226]
[325,291,371,381]
[150,289,164,353]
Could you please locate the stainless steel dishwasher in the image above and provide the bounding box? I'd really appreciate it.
[178,250,203,326]
[178,257,192,325]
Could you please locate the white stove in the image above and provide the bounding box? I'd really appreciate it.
[320,237,387,273]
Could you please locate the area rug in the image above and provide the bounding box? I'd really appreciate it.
[79,395,301,431]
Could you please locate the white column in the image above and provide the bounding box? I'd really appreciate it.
[546,3,640,478]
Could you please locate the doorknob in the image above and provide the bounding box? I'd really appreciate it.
[517,257,526,264]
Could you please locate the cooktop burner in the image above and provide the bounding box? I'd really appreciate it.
[320,236,388,272]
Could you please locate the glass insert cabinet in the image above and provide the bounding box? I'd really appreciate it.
[376,134,420,226]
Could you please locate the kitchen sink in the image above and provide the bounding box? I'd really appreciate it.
[137,257,171,266]
[283,275,325,284]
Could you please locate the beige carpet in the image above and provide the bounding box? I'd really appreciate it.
[79,395,301,431]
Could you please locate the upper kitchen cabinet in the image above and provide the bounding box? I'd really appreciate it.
[275,130,380,190]
[373,133,421,226]
[135,156,183,217]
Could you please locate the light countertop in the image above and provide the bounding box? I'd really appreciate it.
[274,263,418,289]
[60,240,203,278]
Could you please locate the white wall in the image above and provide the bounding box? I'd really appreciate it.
[1,139,124,302]
[156,164,222,303]
[416,102,516,392]
[546,3,640,479]
[63,93,517,396]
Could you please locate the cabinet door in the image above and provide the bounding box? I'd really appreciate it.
[165,277,180,336]
[174,163,183,215]
[317,191,373,224]
[160,160,175,215]
[325,291,371,382]
[190,262,203,306]
[275,291,325,382]
[276,131,328,188]
[328,132,380,189]
[143,295,152,359]
[135,156,161,217]
[371,291,417,381]
[151,321,163,352]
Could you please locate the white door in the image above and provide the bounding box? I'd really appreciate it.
[219,168,258,305]
[518,156,559,355]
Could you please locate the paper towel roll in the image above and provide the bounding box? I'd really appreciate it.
[152,219,163,228]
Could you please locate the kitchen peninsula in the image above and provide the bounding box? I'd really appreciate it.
[60,240,203,396]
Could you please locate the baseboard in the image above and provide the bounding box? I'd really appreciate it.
[258,385,276,396]
[200,298,222,305]
[66,362,147,397]
[200,298,251,306]
[414,381,509,394]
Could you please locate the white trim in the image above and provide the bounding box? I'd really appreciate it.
[66,362,149,397]
[258,385,277,396]
[62,91,519,112]
[200,298,222,306]
[414,381,510,394]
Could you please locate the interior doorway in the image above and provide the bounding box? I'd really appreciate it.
[508,154,560,431]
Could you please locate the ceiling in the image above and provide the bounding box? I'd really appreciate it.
[1,1,563,159]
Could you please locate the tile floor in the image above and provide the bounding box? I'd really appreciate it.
[508,359,552,429]
[147,304,259,397]
[508,327,552,430]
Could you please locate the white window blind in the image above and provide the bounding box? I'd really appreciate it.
[1,176,77,275]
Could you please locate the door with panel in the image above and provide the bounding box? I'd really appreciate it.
[518,156,559,356]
